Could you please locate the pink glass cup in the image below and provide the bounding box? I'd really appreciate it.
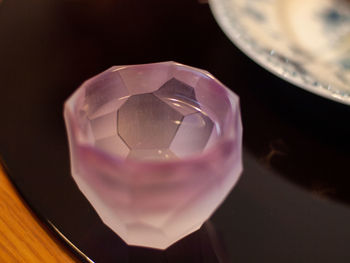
[64,62,243,249]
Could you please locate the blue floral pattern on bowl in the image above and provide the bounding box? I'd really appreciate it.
[209,0,350,105]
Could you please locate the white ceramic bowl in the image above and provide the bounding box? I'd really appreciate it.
[209,0,350,105]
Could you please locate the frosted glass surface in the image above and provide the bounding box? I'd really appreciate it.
[64,62,243,249]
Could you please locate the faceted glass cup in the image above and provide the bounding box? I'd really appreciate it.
[64,62,243,249]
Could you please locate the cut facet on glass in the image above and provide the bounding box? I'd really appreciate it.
[154,78,199,115]
[118,63,172,95]
[84,70,129,119]
[90,111,117,140]
[64,62,243,250]
[95,135,129,158]
[117,93,183,150]
[170,112,214,158]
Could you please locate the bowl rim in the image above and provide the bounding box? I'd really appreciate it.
[209,0,350,106]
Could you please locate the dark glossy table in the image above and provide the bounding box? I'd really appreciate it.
[1,0,350,262]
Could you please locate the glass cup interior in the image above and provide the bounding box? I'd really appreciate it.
[75,63,235,162]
